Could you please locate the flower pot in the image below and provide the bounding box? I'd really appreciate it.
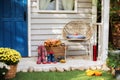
[115,69,120,80]
[5,65,17,79]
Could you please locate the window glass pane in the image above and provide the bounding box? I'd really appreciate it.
[39,0,56,10]
[60,0,74,10]
[59,0,64,10]
[46,0,56,10]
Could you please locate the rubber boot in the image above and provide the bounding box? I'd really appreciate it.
[41,45,47,64]
[36,46,42,64]
[51,54,55,62]
[51,54,57,63]
[47,54,51,64]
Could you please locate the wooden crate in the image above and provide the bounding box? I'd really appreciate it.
[45,45,66,60]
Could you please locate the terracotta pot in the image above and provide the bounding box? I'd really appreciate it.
[5,65,17,79]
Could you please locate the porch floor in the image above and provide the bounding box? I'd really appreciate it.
[17,55,105,72]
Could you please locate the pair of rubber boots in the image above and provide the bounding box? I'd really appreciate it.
[37,45,47,64]
[47,54,56,63]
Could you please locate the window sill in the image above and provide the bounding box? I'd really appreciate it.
[36,10,78,14]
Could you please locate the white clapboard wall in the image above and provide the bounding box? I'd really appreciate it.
[30,0,93,56]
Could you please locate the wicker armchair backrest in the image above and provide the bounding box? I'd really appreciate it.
[62,21,93,41]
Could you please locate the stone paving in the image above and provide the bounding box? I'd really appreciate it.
[17,56,109,72]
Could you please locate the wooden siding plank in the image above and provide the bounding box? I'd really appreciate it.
[31,13,92,19]
[31,29,62,34]
[31,0,36,2]
[66,51,87,55]
[77,8,92,14]
[31,51,38,56]
[31,35,62,40]
[31,19,92,24]
[31,40,44,45]
[78,0,92,3]
[78,3,92,8]
[31,24,65,29]
[31,39,65,45]
[31,45,38,51]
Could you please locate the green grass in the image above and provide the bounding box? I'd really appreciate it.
[11,70,116,80]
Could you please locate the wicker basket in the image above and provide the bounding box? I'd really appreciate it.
[45,45,65,60]
[5,65,17,79]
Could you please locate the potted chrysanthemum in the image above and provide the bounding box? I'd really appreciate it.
[0,47,21,79]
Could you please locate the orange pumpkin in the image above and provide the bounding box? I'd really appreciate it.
[94,71,102,76]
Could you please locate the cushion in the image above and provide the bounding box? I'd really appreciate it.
[66,34,86,39]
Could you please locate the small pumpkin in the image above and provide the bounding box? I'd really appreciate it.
[86,70,95,76]
[86,69,95,76]
[60,59,66,63]
[86,69,92,73]
[94,71,102,76]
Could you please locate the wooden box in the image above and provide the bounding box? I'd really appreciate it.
[45,45,66,60]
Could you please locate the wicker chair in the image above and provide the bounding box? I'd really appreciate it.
[62,21,93,56]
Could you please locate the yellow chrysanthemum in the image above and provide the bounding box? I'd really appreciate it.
[0,48,21,65]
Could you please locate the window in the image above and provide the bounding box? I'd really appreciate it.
[37,0,77,13]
